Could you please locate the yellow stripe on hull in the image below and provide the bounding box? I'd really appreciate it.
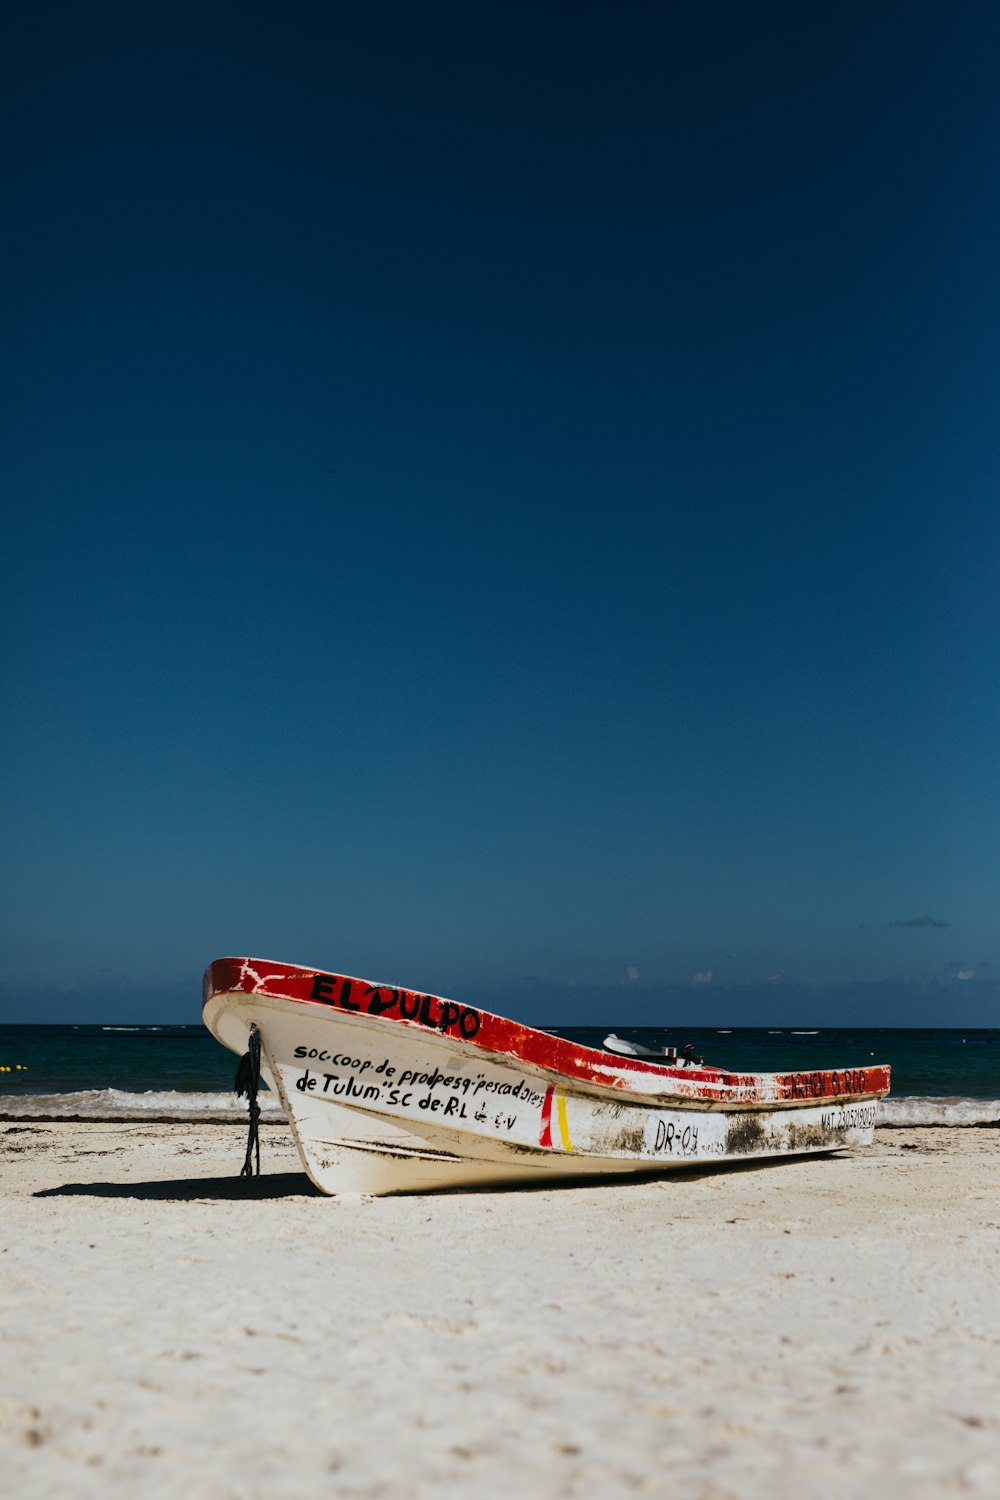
[556,1092,573,1151]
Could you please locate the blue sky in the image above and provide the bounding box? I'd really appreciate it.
[2,3,998,1025]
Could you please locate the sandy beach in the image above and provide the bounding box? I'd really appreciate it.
[2,1121,997,1499]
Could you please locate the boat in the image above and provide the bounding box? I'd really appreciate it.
[203,957,891,1195]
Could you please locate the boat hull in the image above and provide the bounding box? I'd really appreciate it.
[203,959,890,1196]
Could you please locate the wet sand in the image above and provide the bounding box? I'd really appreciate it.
[2,1121,998,1498]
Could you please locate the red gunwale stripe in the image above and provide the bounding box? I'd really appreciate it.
[203,957,891,1106]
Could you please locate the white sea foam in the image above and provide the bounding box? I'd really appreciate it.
[0,1089,287,1122]
[879,1096,1000,1128]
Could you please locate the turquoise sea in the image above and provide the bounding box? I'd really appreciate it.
[0,1023,997,1126]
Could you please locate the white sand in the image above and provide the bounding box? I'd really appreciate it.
[2,1121,998,1499]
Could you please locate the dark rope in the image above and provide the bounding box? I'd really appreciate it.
[234,1023,262,1177]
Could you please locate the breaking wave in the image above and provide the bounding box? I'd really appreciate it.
[0,1089,287,1122]
[878,1096,1000,1127]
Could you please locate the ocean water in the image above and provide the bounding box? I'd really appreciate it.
[0,1023,997,1126]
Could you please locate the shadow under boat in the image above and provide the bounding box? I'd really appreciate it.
[34,1172,322,1201]
[32,1149,856,1201]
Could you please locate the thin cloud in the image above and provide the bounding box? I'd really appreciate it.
[888,915,949,928]
[691,970,714,987]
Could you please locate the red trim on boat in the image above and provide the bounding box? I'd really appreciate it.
[203,957,891,1106]
[539,1086,555,1146]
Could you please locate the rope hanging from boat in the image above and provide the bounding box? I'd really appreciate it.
[234,1023,262,1177]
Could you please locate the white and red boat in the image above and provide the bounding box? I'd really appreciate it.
[203,957,890,1196]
